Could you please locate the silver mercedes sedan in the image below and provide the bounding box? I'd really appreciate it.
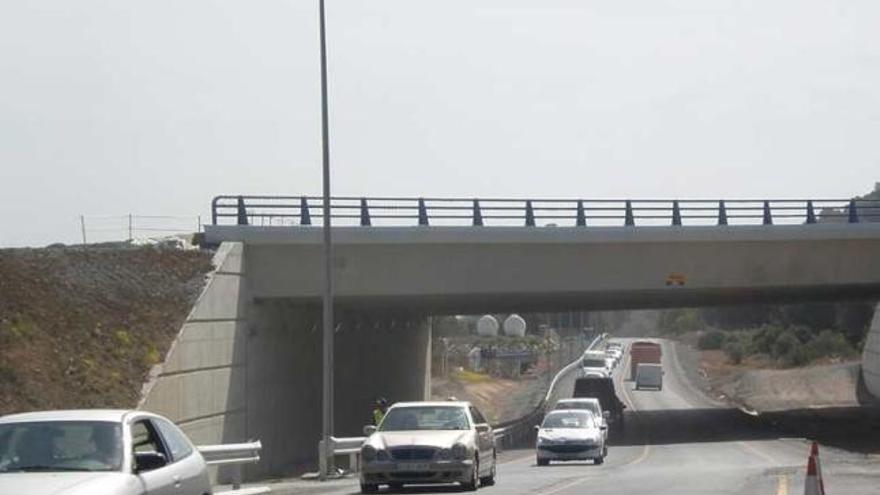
[0,409,211,495]
[360,401,497,493]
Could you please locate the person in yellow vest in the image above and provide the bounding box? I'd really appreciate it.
[373,398,389,426]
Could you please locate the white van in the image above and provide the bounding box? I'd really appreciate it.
[635,363,663,390]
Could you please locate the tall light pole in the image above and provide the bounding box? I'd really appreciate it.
[318,0,335,481]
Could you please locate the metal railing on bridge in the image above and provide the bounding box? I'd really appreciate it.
[211,195,880,228]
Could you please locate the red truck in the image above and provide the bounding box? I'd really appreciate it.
[629,341,662,380]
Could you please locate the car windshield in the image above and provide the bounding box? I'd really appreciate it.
[583,359,606,368]
[542,412,594,429]
[0,421,123,473]
[379,406,470,431]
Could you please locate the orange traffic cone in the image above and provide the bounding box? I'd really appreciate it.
[804,447,825,495]
[809,442,824,490]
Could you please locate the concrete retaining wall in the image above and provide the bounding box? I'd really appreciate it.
[861,303,880,400]
[139,242,249,482]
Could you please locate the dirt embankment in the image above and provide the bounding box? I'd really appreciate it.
[0,246,213,414]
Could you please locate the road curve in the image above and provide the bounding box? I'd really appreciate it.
[268,339,879,495]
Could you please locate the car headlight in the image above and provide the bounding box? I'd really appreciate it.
[451,443,468,460]
[361,445,377,462]
[436,448,452,461]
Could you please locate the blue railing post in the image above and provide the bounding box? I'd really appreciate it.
[718,200,728,226]
[624,200,635,226]
[763,201,773,225]
[360,198,371,226]
[848,199,859,223]
[236,196,249,226]
[300,197,312,225]
[525,200,535,227]
[473,199,484,226]
[576,200,586,227]
[211,197,220,225]
[672,200,682,226]
[418,198,429,226]
[806,200,816,224]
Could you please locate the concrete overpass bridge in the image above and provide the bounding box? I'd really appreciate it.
[142,195,880,480]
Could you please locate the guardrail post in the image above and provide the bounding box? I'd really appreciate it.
[318,439,327,480]
[718,200,728,225]
[525,200,535,227]
[849,199,859,223]
[232,464,242,490]
[576,200,586,227]
[236,196,249,226]
[806,200,817,224]
[360,198,371,226]
[672,200,681,226]
[624,200,635,226]
[763,201,773,225]
[300,197,312,225]
[473,199,483,226]
[418,198,429,226]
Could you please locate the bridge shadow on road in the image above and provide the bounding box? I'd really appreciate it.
[607,405,880,455]
[608,407,779,447]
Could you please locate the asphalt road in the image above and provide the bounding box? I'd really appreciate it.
[264,339,880,495]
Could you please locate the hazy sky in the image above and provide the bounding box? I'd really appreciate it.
[1,0,878,246]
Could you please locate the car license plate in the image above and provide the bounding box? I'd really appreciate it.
[396,463,431,471]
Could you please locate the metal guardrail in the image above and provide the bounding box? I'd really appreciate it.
[197,441,268,493]
[492,333,606,449]
[318,436,365,478]
[211,195,880,228]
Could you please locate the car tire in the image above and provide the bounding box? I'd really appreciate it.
[360,483,379,494]
[595,456,604,465]
[536,458,549,466]
[389,483,404,492]
[462,456,479,491]
[479,451,496,486]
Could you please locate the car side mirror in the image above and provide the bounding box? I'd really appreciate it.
[363,425,377,436]
[603,411,610,419]
[134,452,167,473]
[534,425,540,431]
[476,424,490,434]
[600,425,608,430]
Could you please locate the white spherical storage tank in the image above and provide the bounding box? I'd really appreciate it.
[503,314,527,337]
[476,315,500,337]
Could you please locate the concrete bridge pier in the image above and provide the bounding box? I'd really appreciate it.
[140,243,432,482]
[245,301,431,478]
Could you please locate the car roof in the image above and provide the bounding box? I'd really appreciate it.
[0,409,134,424]
[557,398,600,403]
[389,401,471,409]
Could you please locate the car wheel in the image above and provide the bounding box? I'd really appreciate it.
[389,482,404,492]
[595,455,604,465]
[461,456,479,491]
[360,483,379,494]
[479,451,496,486]
[536,458,549,466]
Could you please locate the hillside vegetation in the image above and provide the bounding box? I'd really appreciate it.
[0,246,212,414]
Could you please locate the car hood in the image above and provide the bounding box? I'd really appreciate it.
[0,472,136,495]
[538,428,601,442]
[371,430,471,449]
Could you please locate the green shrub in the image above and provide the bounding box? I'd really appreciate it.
[772,330,799,359]
[723,341,745,364]
[806,330,855,359]
[697,330,726,350]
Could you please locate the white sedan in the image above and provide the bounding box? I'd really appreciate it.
[536,410,606,466]
[360,401,497,493]
[0,409,212,495]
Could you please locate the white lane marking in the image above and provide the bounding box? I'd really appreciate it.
[776,474,789,495]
